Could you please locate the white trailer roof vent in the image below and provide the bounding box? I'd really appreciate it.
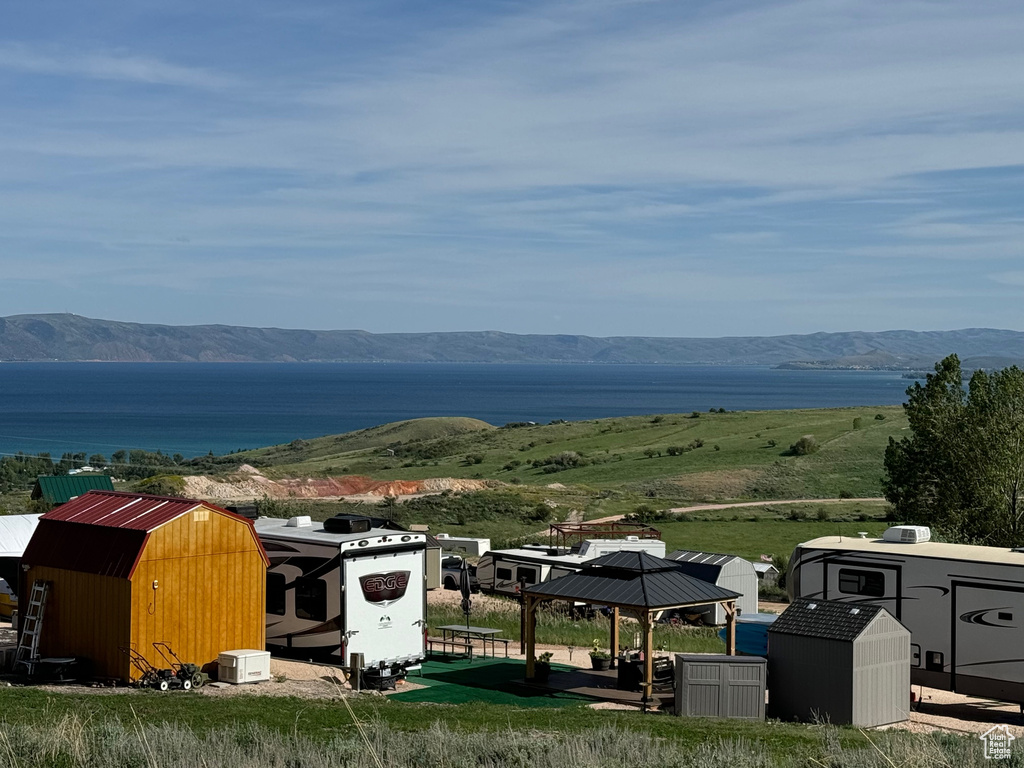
[285,515,313,528]
[625,536,640,542]
[882,525,931,544]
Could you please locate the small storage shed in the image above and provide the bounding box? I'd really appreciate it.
[666,550,758,625]
[753,562,779,585]
[31,475,114,506]
[21,490,269,682]
[675,654,766,719]
[767,599,910,727]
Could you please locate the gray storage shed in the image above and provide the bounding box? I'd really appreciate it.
[666,550,758,625]
[768,599,910,727]
[675,654,766,719]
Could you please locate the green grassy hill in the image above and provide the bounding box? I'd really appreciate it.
[243,406,905,501]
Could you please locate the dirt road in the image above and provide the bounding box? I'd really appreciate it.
[586,497,886,524]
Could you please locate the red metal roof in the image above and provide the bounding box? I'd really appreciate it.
[42,490,214,531]
[26,490,268,579]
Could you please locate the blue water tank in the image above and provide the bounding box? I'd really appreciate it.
[718,612,778,656]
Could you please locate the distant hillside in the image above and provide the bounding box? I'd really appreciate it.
[3,313,1024,365]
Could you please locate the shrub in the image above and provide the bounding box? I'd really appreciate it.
[666,446,684,456]
[838,489,853,499]
[766,439,777,448]
[874,413,886,420]
[816,507,830,521]
[691,411,700,418]
[714,444,720,451]
[852,417,863,429]
[643,448,657,459]
[788,435,819,456]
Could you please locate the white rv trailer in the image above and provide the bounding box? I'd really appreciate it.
[255,516,426,671]
[790,525,1024,703]
[477,537,667,596]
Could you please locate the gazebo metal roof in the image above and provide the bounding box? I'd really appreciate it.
[524,551,741,609]
[521,551,742,704]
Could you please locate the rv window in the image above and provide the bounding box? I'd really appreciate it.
[496,567,513,580]
[267,572,287,616]
[837,568,885,597]
[517,567,538,585]
[295,577,327,622]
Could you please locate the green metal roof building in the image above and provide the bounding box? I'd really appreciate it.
[31,475,115,506]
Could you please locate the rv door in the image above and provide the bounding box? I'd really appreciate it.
[951,583,1024,702]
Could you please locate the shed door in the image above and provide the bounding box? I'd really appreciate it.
[952,583,1024,701]
[824,559,901,619]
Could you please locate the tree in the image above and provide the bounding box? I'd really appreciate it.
[883,354,1024,545]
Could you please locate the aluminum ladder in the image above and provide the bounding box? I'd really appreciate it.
[14,580,50,676]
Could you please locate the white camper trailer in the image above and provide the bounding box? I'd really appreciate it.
[435,534,491,557]
[477,537,667,596]
[665,550,758,625]
[790,525,1024,704]
[255,515,426,672]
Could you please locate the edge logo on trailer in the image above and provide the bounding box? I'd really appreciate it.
[360,571,410,606]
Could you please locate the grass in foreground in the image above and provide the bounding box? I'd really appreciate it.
[0,699,1006,768]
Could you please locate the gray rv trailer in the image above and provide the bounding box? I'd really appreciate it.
[476,538,666,596]
[790,526,1024,703]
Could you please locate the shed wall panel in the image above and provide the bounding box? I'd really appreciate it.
[128,510,265,678]
[768,635,854,723]
[26,566,131,680]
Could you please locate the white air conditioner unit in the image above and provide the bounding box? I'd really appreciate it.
[218,649,271,684]
[882,525,931,544]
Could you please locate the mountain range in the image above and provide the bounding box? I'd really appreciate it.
[1,314,1023,368]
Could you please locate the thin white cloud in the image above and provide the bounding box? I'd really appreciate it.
[0,43,236,89]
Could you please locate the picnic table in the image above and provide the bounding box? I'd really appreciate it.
[436,625,509,658]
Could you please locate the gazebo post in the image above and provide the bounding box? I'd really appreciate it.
[609,606,620,669]
[725,600,737,656]
[525,595,538,678]
[642,610,654,704]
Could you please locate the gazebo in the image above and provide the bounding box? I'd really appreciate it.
[523,551,742,703]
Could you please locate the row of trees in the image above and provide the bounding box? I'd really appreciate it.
[884,354,1024,546]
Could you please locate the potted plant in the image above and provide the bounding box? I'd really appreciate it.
[589,640,612,671]
[534,651,553,682]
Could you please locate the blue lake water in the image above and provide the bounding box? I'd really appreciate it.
[0,363,914,458]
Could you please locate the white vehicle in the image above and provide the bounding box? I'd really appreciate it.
[477,537,666,596]
[790,526,1024,703]
[255,515,426,671]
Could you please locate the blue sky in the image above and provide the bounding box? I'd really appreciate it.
[3,0,1024,337]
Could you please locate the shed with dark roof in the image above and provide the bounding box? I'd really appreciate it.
[523,551,742,703]
[21,490,269,682]
[767,598,910,726]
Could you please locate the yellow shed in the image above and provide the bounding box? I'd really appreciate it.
[21,490,268,682]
